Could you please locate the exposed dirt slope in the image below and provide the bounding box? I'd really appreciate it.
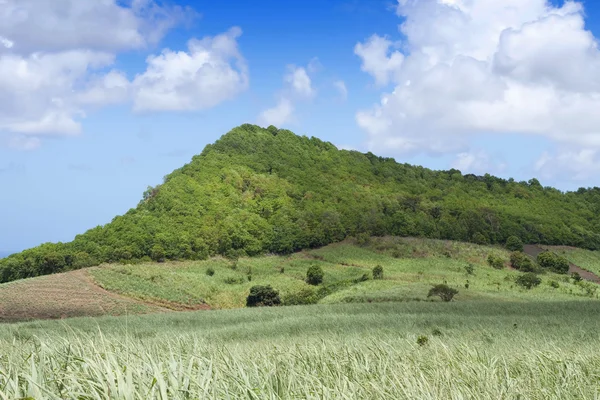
[0,269,166,322]
[523,244,600,283]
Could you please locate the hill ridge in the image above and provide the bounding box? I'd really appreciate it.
[2,123,600,283]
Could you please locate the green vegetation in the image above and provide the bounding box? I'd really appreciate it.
[505,235,524,252]
[487,254,505,269]
[427,284,459,302]
[4,124,600,283]
[516,273,542,289]
[246,285,281,307]
[2,301,600,398]
[372,264,384,279]
[510,251,536,272]
[548,246,600,276]
[81,238,600,311]
[306,264,324,285]
[537,251,570,274]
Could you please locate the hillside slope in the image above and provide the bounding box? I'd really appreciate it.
[3,124,600,282]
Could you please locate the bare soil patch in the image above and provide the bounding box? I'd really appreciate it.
[0,269,167,323]
[523,244,600,283]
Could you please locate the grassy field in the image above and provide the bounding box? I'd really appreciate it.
[89,237,600,310]
[2,301,600,398]
[545,245,600,276]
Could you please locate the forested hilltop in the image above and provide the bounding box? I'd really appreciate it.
[2,124,600,283]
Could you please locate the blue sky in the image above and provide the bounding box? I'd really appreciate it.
[1,0,600,253]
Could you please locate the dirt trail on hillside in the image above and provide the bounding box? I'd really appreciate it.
[0,269,168,323]
[523,245,600,283]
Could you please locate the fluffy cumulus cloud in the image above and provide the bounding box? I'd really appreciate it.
[452,150,507,175]
[132,27,248,112]
[257,98,294,127]
[0,0,247,149]
[257,59,318,127]
[355,0,600,172]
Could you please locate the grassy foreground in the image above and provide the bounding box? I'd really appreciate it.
[2,301,600,399]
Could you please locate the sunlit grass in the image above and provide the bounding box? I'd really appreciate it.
[1,301,600,399]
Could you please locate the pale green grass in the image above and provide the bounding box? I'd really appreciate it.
[90,237,599,310]
[547,246,600,276]
[1,301,600,399]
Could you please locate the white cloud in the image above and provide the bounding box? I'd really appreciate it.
[257,58,319,127]
[0,0,191,54]
[452,150,507,175]
[257,98,294,127]
[334,80,348,101]
[356,0,600,165]
[0,1,248,149]
[535,149,600,182]
[132,27,248,112]
[284,65,315,98]
[354,35,404,86]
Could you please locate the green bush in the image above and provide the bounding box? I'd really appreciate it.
[306,265,324,285]
[150,245,165,263]
[537,251,570,274]
[464,264,475,275]
[283,287,319,305]
[487,254,505,269]
[549,280,560,289]
[246,285,281,307]
[571,272,583,282]
[515,273,541,289]
[471,232,488,245]
[372,265,384,280]
[427,284,458,302]
[224,276,245,285]
[510,252,536,272]
[506,236,524,252]
[206,267,215,276]
[417,335,429,346]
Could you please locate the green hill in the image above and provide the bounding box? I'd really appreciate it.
[3,124,600,283]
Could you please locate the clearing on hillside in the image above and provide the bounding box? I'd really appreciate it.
[0,270,163,322]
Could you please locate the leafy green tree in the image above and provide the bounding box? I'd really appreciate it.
[427,284,458,302]
[510,252,536,272]
[372,265,384,280]
[306,265,324,285]
[505,236,524,252]
[516,273,541,289]
[246,285,281,307]
[537,251,570,274]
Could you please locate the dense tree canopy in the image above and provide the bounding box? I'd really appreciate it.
[2,124,600,283]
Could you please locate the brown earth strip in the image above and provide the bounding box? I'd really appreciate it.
[523,244,600,284]
[0,269,168,323]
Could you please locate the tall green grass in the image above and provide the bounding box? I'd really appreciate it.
[2,301,600,399]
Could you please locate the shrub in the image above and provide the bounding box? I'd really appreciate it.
[283,287,319,305]
[427,284,459,302]
[487,254,505,269]
[549,280,560,288]
[373,265,384,280]
[464,264,475,275]
[306,265,324,285]
[206,267,215,276]
[354,273,370,283]
[472,232,488,245]
[417,335,429,346]
[246,285,281,307]
[506,236,524,252]
[571,272,583,282]
[150,245,166,263]
[510,251,536,272]
[355,232,371,246]
[515,272,541,289]
[224,276,245,285]
[537,251,570,274]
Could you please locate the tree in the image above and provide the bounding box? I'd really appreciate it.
[505,236,524,252]
[372,265,384,280]
[537,251,569,274]
[487,254,504,269]
[510,251,536,272]
[516,273,541,289]
[306,265,324,285]
[246,285,281,307]
[427,284,458,302]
